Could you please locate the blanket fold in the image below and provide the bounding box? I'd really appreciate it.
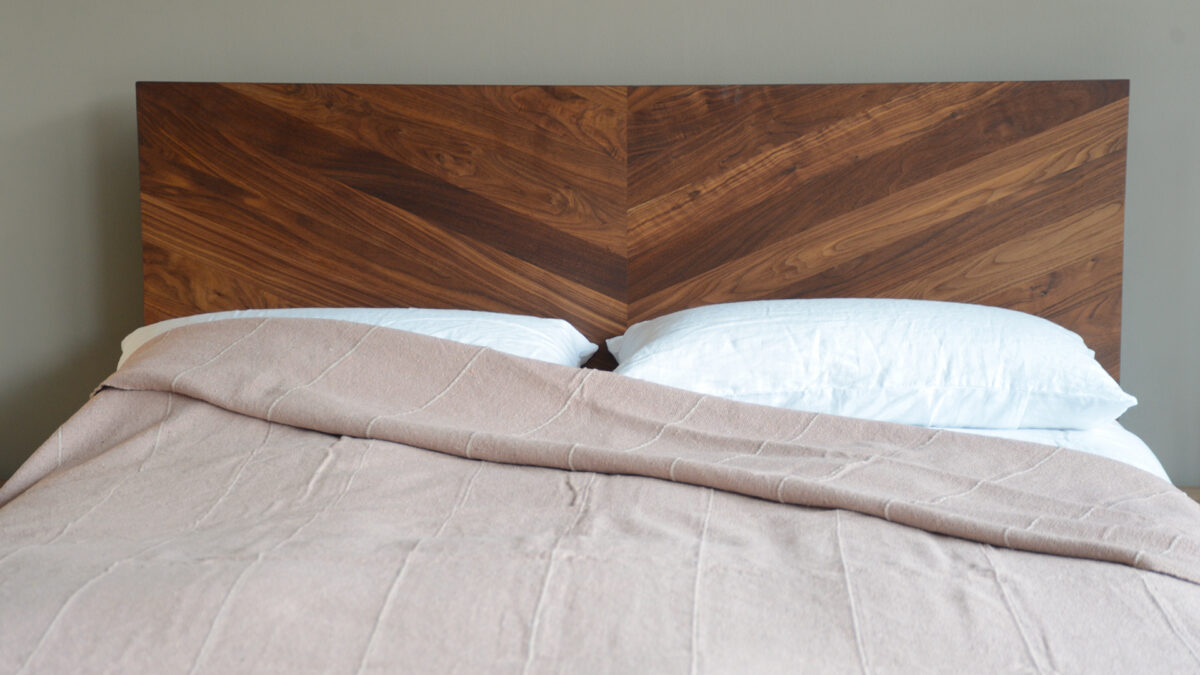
[85,317,1200,583]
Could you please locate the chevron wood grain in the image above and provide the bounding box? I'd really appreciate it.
[138,81,1129,376]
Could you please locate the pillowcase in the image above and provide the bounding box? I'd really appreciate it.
[120,307,597,368]
[607,299,1135,429]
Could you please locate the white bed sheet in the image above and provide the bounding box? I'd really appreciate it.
[942,420,1170,482]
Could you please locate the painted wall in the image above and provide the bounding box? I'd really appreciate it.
[1,0,1197,482]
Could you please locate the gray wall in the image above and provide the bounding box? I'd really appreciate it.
[2,0,1197,483]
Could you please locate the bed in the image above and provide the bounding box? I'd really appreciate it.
[2,81,1199,673]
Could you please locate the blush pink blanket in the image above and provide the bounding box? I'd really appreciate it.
[2,318,1200,673]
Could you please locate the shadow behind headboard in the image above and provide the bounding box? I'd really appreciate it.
[137,81,1129,376]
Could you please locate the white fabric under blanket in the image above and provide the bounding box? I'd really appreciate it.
[942,420,1169,481]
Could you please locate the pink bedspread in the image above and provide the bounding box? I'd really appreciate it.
[2,318,1199,673]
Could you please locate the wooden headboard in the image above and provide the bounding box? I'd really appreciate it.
[137,81,1129,376]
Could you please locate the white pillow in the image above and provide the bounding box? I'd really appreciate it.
[608,299,1135,429]
[120,308,597,368]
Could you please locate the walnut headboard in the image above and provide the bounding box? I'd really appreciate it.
[137,81,1129,376]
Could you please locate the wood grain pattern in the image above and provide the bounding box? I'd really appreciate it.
[138,81,1129,376]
